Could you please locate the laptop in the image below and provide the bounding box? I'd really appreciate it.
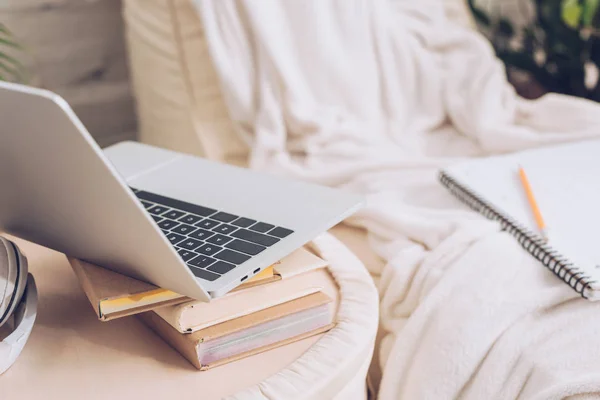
[0,82,363,301]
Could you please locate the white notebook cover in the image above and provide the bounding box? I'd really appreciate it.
[442,139,600,299]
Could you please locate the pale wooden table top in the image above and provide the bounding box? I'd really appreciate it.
[2,236,328,399]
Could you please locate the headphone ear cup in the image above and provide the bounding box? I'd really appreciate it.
[11,241,28,308]
[0,237,17,327]
[0,237,25,328]
[0,236,36,376]
[0,274,37,375]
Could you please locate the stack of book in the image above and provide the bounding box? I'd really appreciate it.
[69,247,337,370]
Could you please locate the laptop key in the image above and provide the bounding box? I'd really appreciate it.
[179,238,203,251]
[158,219,180,231]
[268,227,294,238]
[148,205,170,216]
[163,210,186,220]
[214,249,251,264]
[166,232,185,245]
[171,223,197,235]
[140,200,153,209]
[249,222,275,233]
[189,228,214,241]
[197,244,221,256]
[179,214,203,225]
[177,249,197,262]
[232,217,256,228]
[213,224,238,235]
[206,234,233,246]
[188,255,216,268]
[190,267,220,281]
[196,219,220,230]
[225,239,266,256]
[231,229,280,247]
[212,212,238,223]
[207,261,236,274]
[151,215,164,223]
[135,191,217,217]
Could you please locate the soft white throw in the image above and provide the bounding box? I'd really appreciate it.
[196,1,600,398]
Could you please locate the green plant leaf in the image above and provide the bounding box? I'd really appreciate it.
[0,60,24,82]
[0,23,27,82]
[562,0,583,28]
[0,35,21,49]
[0,51,25,71]
[583,0,600,26]
[0,61,15,81]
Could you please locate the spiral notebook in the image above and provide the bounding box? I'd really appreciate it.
[440,139,600,300]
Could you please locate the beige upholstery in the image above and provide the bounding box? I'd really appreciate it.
[124,0,247,164]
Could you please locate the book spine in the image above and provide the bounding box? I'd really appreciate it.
[439,171,596,298]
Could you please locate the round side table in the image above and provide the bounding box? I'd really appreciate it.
[3,233,378,400]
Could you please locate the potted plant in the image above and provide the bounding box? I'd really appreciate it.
[468,0,600,101]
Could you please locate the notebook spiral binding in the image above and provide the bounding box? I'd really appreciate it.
[439,171,595,298]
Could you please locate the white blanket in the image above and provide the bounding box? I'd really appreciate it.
[196,1,600,398]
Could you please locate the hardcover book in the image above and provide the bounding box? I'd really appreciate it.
[69,247,327,321]
[138,291,336,370]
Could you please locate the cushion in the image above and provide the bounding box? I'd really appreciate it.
[123,0,247,163]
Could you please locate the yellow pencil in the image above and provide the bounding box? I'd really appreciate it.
[518,165,548,241]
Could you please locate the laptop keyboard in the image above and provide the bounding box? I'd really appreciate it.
[131,188,294,282]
